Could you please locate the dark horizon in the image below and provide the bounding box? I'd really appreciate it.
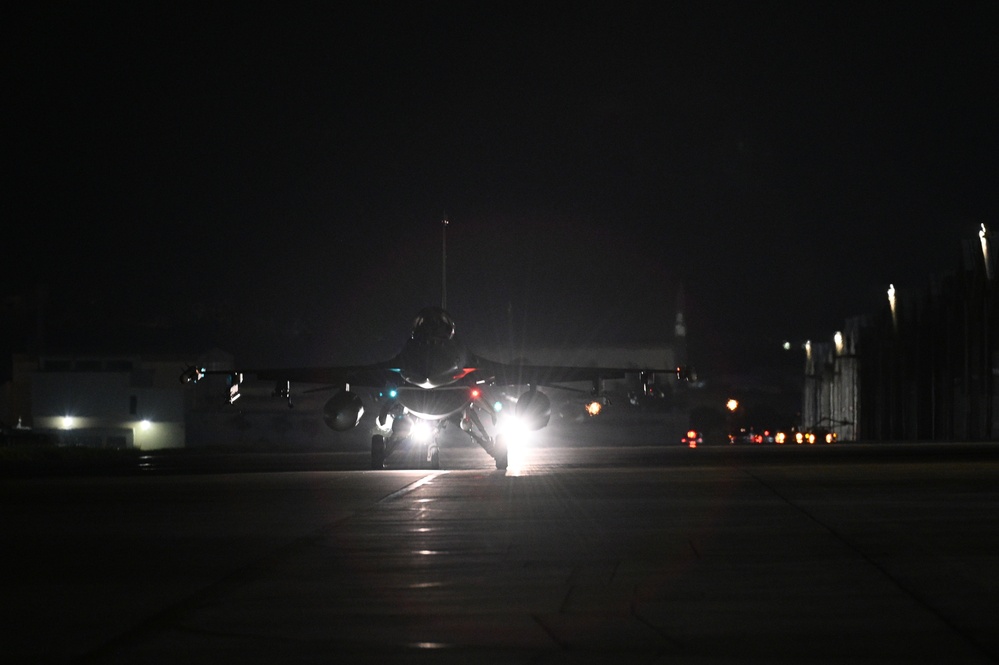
[5,3,996,379]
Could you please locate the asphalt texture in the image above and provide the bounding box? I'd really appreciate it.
[3,431,999,664]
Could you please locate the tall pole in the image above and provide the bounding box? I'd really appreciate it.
[441,214,449,310]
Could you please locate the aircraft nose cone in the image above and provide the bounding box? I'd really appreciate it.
[400,337,466,389]
[401,351,459,388]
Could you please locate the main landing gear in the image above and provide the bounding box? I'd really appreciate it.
[460,409,508,471]
[492,435,508,471]
[369,409,510,472]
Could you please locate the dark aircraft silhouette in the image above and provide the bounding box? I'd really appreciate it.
[182,306,680,470]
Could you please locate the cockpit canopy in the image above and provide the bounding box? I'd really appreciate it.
[411,307,456,342]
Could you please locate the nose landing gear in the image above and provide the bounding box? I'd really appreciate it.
[425,442,441,470]
[370,426,442,470]
[371,434,386,469]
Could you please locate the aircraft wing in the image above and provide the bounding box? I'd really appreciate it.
[184,357,668,391]
[252,361,401,387]
[181,359,403,389]
[467,354,665,388]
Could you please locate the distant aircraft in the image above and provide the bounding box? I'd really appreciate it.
[182,306,682,470]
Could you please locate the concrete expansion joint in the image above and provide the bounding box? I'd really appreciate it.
[531,613,570,650]
[558,585,573,614]
[743,468,999,664]
[633,609,686,654]
[379,471,446,502]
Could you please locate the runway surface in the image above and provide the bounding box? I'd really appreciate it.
[3,434,999,664]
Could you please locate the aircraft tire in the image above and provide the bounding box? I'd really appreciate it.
[494,436,508,471]
[371,435,386,469]
[429,444,440,470]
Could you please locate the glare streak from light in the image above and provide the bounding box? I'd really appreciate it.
[980,224,991,280]
[888,283,897,330]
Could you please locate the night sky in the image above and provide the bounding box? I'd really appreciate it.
[5,2,997,376]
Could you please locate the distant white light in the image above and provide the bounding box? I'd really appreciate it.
[726,399,739,412]
[139,419,152,431]
[782,341,791,351]
[834,331,844,355]
[61,416,75,430]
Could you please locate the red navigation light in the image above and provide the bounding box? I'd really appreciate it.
[470,388,482,400]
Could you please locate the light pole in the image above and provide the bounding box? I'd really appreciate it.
[441,215,449,309]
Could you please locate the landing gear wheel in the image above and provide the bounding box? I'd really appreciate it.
[415,441,431,470]
[428,444,440,470]
[494,435,508,471]
[371,435,386,469]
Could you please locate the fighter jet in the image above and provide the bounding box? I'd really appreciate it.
[182,306,681,470]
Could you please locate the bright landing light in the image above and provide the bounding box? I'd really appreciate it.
[496,414,531,475]
[410,419,434,442]
[498,414,528,437]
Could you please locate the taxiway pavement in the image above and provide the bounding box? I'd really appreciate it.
[3,439,998,664]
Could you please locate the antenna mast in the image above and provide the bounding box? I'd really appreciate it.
[441,214,449,310]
